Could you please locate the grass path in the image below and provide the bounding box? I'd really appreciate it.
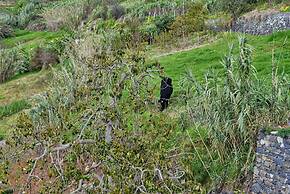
[153,41,218,59]
[0,29,64,50]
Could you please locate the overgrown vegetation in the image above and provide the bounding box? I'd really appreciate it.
[2,28,203,193]
[0,24,13,39]
[0,0,289,192]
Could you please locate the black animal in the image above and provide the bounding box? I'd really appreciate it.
[159,77,173,111]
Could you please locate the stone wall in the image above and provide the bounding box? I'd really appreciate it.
[232,12,290,35]
[251,130,290,194]
[206,10,290,35]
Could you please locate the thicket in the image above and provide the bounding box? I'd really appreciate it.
[2,27,289,193]
[170,3,207,38]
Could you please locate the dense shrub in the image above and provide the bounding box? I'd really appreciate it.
[30,47,59,70]
[154,15,174,34]
[140,17,158,44]
[0,48,27,83]
[140,15,174,44]
[0,24,14,39]
[109,3,126,19]
[92,5,109,20]
[170,2,208,37]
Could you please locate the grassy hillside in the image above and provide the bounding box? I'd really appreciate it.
[157,31,290,90]
[0,29,64,49]
[0,0,289,192]
[0,70,50,139]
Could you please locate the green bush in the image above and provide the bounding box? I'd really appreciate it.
[109,2,126,19]
[140,16,158,44]
[0,47,27,83]
[154,15,174,34]
[170,2,208,37]
[139,15,174,44]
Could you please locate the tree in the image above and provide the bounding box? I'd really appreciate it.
[216,0,259,19]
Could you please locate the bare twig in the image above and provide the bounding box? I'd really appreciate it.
[27,148,48,184]
[71,179,83,194]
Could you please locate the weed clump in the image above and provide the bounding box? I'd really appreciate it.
[0,24,14,39]
[30,47,59,70]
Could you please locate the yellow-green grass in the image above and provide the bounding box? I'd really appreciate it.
[0,99,30,119]
[0,70,51,139]
[0,113,17,140]
[156,30,290,92]
[0,29,65,50]
[0,70,50,106]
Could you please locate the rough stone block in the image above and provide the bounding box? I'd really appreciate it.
[252,130,290,193]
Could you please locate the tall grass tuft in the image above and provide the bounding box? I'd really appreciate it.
[182,36,289,190]
[0,100,30,119]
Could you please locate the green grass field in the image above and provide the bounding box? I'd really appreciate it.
[157,31,290,91]
[0,29,65,50]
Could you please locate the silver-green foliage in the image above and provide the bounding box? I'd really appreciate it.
[0,47,27,83]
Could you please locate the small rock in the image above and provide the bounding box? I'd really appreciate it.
[0,140,6,148]
[271,131,278,135]
[277,137,284,144]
